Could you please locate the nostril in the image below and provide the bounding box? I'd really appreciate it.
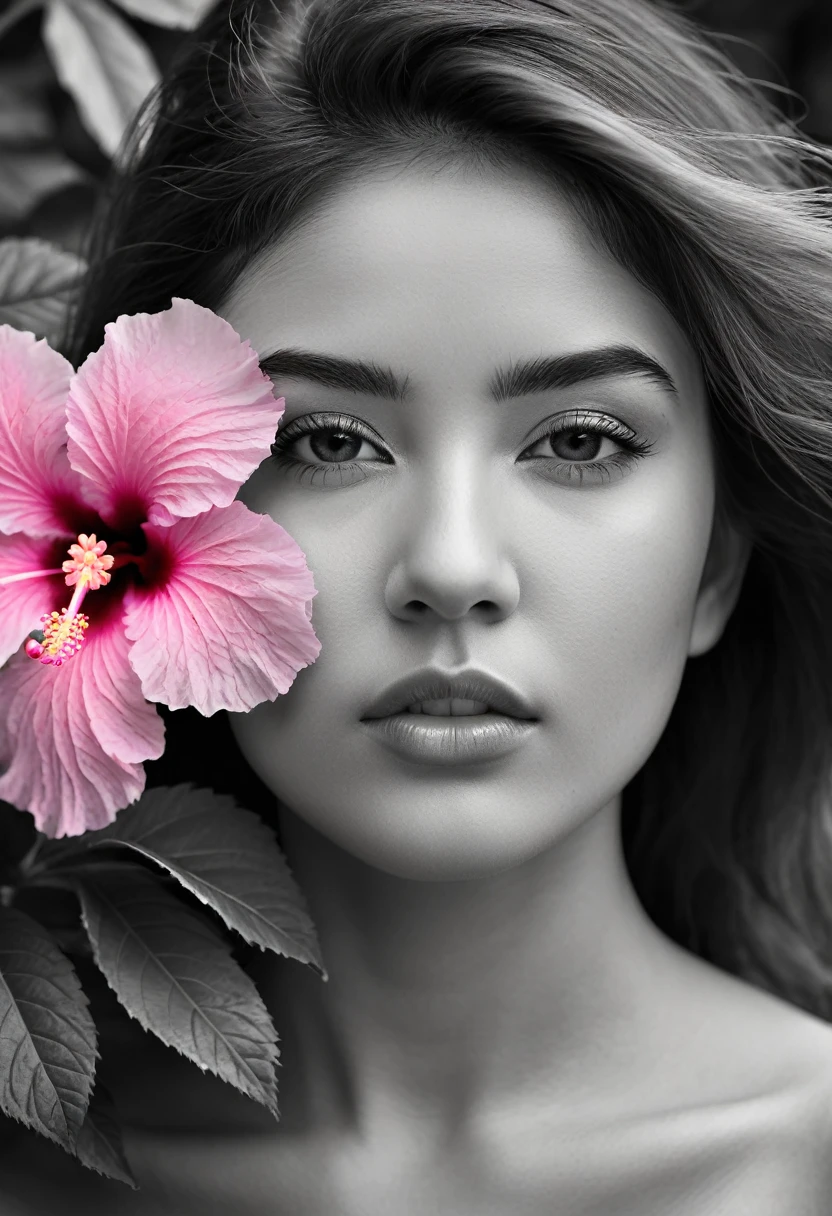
[402,598,501,619]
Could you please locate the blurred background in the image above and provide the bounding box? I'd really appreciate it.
[0,0,830,261]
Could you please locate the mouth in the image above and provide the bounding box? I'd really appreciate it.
[402,697,506,716]
[359,668,539,723]
[358,669,539,765]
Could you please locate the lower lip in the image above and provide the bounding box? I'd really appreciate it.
[359,713,537,765]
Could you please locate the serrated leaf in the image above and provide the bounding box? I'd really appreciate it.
[0,238,86,345]
[75,1083,136,1187]
[111,0,215,29]
[44,785,324,975]
[0,907,96,1153]
[43,0,160,157]
[76,864,279,1113]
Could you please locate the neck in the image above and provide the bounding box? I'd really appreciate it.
[257,799,689,1142]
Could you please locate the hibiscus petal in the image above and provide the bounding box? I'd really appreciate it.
[0,532,65,665]
[65,298,282,530]
[0,326,80,537]
[0,620,165,837]
[124,501,321,717]
[81,615,166,766]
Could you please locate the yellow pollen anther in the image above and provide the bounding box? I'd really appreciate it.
[24,533,113,666]
[30,609,91,665]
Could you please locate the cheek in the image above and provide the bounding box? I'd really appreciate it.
[528,460,714,774]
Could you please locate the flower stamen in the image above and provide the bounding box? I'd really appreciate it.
[24,534,113,665]
[25,611,90,665]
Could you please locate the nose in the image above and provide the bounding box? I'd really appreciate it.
[384,452,521,625]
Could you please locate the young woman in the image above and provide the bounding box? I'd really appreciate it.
[7,0,832,1210]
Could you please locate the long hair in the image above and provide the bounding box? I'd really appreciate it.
[68,0,832,1019]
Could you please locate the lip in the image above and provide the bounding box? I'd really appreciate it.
[360,713,536,765]
[360,667,539,722]
[359,667,539,766]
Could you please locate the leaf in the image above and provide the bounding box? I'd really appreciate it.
[75,1083,137,1187]
[76,863,280,1113]
[0,238,86,345]
[0,149,84,223]
[44,784,325,976]
[111,0,215,29]
[0,906,97,1153]
[42,0,160,158]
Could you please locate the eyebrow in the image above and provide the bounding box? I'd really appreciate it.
[258,343,678,402]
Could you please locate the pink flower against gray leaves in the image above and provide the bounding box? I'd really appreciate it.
[0,298,321,838]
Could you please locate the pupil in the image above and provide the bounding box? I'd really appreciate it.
[310,430,361,463]
[551,430,602,461]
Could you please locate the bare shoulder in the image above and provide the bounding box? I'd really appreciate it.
[769,1005,832,1155]
[709,967,832,1104]
[655,938,832,1100]
[650,948,832,1211]
[726,1012,832,1215]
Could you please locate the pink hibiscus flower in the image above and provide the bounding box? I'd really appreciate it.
[0,298,320,838]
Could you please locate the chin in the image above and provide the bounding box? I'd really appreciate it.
[336,837,528,883]
[282,789,585,882]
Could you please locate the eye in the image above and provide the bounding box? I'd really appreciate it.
[518,409,654,485]
[270,411,392,487]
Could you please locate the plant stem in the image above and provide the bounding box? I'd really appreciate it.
[0,0,44,42]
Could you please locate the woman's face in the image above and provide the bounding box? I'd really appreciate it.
[220,158,742,881]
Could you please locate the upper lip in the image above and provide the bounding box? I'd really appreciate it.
[360,667,539,721]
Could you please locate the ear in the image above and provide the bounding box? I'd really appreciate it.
[688,508,752,658]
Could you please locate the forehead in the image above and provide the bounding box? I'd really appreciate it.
[221,160,704,401]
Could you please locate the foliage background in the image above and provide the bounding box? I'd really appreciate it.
[0,0,830,260]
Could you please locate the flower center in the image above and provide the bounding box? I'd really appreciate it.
[0,534,114,667]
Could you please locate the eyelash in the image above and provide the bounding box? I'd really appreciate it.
[269,409,656,488]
